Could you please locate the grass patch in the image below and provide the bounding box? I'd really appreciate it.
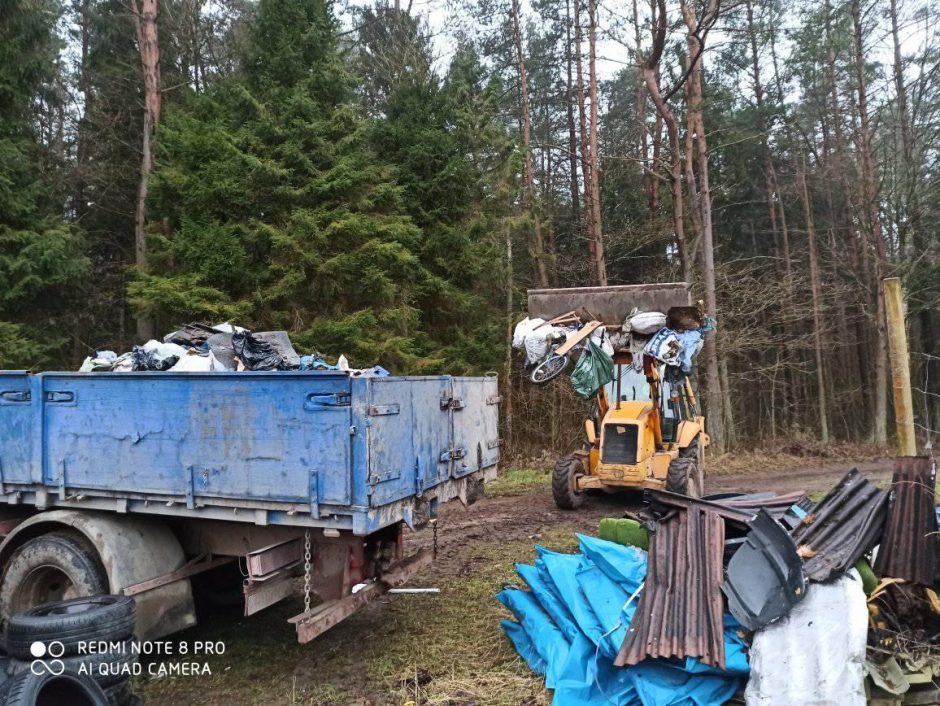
[135,525,583,706]
[486,467,550,497]
[708,440,885,476]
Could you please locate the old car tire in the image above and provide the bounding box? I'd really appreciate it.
[552,455,585,510]
[681,436,705,498]
[0,532,109,633]
[667,437,703,498]
[2,669,109,706]
[6,595,135,659]
[8,638,137,688]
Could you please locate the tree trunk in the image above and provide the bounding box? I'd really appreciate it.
[889,0,915,239]
[509,0,549,288]
[744,0,792,278]
[564,0,581,221]
[74,0,92,222]
[796,154,831,442]
[851,0,888,446]
[642,0,689,282]
[586,0,606,285]
[504,222,514,454]
[573,0,596,282]
[632,0,653,213]
[680,0,724,451]
[132,0,161,341]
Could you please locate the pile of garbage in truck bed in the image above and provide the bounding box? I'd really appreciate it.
[498,458,940,706]
[79,322,388,376]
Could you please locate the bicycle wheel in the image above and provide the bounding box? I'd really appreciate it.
[530,354,570,384]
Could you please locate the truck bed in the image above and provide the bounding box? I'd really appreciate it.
[0,371,500,535]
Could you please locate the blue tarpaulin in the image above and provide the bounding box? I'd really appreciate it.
[497,534,748,706]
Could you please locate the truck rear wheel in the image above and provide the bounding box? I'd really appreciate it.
[666,436,704,498]
[552,455,585,510]
[0,532,108,628]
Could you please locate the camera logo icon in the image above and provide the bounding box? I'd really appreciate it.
[29,641,66,675]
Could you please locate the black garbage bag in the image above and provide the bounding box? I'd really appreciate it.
[163,322,215,347]
[232,331,299,371]
[206,333,237,370]
[131,346,179,371]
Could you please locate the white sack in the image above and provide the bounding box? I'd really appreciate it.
[626,311,667,335]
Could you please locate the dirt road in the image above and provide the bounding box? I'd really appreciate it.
[137,458,892,706]
[418,457,894,574]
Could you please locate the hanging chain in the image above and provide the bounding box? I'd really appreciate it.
[431,518,438,559]
[303,529,312,613]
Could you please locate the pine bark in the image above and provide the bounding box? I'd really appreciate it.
[510,0,549,288]
[797,154,831,442]
[851,0,888,446]
[642,0,689,282]
[573,0,596,283]
[564,0,581,220]
[586,0,606,285]
[680,0,725,451]
[132,0,161,341]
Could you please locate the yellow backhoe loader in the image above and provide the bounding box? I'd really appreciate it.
[526,284,709,509]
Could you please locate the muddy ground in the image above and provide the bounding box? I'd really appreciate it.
[135,457,892,706]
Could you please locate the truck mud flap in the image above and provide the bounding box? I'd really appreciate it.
[289,548,433,643]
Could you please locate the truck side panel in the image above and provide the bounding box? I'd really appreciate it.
[361,377,453,506]
[40,372,353,506]
[452,376,501,476]
[0,372,35,486]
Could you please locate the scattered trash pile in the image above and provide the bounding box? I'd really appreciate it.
[499,459,940,706]
[78,322,389,376]
[512,304,715,397]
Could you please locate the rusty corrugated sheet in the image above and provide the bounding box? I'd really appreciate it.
[615,506,726,669]
[791,468,888,582]
[647,488,755,524]
[716,491,810,513]
[874,456,938,585]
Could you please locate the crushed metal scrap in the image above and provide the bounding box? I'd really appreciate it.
[874,456,938,586]
[615,505,727,669]
[791,468,889,582]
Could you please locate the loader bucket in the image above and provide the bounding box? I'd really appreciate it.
[527,283,693,325]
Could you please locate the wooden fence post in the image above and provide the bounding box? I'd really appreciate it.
[883,277,917,455]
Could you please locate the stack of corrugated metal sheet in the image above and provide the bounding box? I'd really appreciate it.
[875,456,938,586]
[615,505,727,669]
[790,468,888,582]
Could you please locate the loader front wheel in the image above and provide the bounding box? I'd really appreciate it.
[667,436,704,498]
[553,455,585,510]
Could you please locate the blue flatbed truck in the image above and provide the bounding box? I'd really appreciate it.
[0,370,500,643]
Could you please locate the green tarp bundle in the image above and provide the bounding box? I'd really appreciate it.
[570,338,614,399]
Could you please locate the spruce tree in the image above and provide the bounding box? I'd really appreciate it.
[0,0,87,368]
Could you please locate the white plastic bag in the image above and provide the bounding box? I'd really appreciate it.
[169,349,225,372]
[512,317,546,350]
[142,339,188,363]
[589,326,614,357]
